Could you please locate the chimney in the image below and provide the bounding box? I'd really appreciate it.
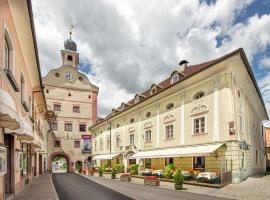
[179,60,189,72]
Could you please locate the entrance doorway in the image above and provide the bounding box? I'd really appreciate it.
[39,154,42,174]
[52,156,68,173]
[4,134,14,195]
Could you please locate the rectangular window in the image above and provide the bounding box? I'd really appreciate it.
[54,140,61,148]
[74,141,80,148]
[116,136,120,147]
[4,36,10,69]
[193,156,205,170]
[130,134,134,145]
[94,141,97,151]
[79,124,86,132]
[165,157,174,166]
[145,130,152,143]
[165,125,173,139]
[239,115,243,133]
[54,104,61,111]
[107,138,111,150]
[100,140,103,151]
[22,143,28,176]
[145,158,151,169]
[52,122,58,131]
[193,117,205,134]
[65,123,72,131]
[256,150,259,165]
[73,106,80,113]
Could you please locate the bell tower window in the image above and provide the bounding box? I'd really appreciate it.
[67,55,73,61]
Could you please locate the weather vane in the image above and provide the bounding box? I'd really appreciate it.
[69,25,74,39]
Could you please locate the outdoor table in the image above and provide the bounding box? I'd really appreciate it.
[152,170,163,176]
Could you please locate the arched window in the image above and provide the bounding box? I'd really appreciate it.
[194,91,205,100]
[67,55,73,61]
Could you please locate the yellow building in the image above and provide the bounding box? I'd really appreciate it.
[0,0,49,199]
[89,48,268,183]
[43,33,98,173]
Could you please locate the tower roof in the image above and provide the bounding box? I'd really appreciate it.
[64,26,77,52]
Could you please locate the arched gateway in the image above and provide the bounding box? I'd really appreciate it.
[48,151,74,173]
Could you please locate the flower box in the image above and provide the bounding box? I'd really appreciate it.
[144,176,160,186]
[120,173,131,182]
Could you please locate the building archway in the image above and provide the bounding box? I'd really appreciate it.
[48,151,73,173]
[75,160,83,173]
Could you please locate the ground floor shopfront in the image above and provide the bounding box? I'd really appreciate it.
[92,141,264,183]
[0,127,47,200]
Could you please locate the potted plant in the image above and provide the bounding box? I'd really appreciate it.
[144,176,160,186]
[130,164,139,175]
[164,164,175,179]
[111,166,117,179]
[98,166,105,177]
[173,169,184,190]
[120,173,131,182]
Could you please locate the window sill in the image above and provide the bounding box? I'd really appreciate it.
[164,137,175,141]
[4,68,20,92]
[192,132,208,136]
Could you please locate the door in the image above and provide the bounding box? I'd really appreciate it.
[4,134,14,194]
[34,153,37,176]
[39,154,42,174]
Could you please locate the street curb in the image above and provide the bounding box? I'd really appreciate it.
[50,173,60,200]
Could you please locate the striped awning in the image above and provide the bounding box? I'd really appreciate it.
[129,143,224,159]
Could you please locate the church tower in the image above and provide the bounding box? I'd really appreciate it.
[61,28,79,68]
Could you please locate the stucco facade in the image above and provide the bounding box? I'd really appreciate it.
[0,0,49,199]
[43,38,98,173]
[89,49,268,183]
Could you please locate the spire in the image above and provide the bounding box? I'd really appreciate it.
[64,25,77,52]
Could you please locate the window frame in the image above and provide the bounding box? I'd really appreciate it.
[193,156,205,170]
[165,124,174,139]
[130,133,134,145]
[73,105,80,113]
[53,104,61,111]
[144,130,152,143]
[79,124,86,132]
[64,122,73,131]
[52,121,58,131]
[192,116,207,135]
[171,74,179,83]
[74,140,80,148]
[54,140,61,148]
[116,136,120,147]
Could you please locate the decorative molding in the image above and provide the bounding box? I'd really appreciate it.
[163,114,176,124]
[144,121,153,129]
[190,104,209,116]
[128,126,135,132]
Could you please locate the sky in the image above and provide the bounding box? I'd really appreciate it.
[32,0,270,125]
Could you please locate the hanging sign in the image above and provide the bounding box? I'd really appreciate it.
[82,135,91,154]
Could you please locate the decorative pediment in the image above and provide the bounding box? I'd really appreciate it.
[163,114,175,124]
[128,126,135,132]
[114,132,120,137]
[144,121,153,129]
[191,104,209,116]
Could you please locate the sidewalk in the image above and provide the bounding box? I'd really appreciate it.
[80,173,270,200]
[14,173,59,200]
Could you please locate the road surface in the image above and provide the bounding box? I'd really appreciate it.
[52,173,229,200]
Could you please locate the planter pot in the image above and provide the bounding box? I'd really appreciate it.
[175,184,183,190]
[120,176,131,182]
[144,179,160,186]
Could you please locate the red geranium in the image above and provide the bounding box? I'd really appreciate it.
[146,176,157,180]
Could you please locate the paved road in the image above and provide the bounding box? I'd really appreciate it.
[53,173,229,200]
[52,173,133,200]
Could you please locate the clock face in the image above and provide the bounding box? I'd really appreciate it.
[64,71,74,81]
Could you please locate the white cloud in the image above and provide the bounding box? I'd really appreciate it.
[260,56,270,68]
[32,0,270,117]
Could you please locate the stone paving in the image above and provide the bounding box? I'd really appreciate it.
[82,172,270,200]
[13,173,59,200]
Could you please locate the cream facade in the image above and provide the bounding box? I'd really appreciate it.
[89,49,268,183]
[0,0,49,199]
[43,36,98,173]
